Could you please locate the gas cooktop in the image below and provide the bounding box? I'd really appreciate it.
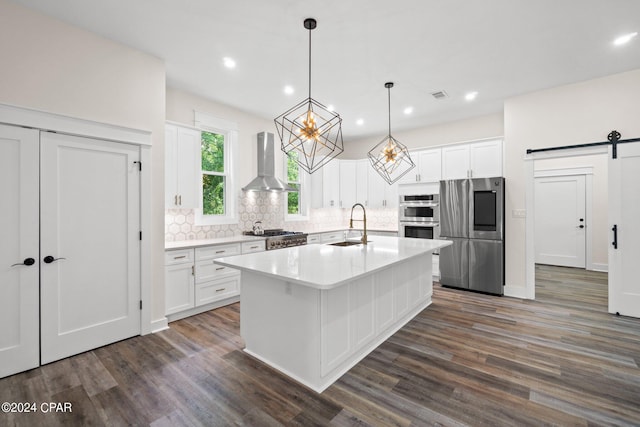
[243,229,308,250]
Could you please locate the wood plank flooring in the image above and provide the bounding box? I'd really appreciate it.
[2,265,639,426]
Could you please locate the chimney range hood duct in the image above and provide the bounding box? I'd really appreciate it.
[242,132,296,192]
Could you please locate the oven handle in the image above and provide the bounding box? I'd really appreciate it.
[399,202,439,207]
[399,221,440,227]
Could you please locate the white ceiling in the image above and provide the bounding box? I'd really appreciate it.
[11,0,640,141]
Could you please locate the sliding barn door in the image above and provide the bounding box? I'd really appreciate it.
[609,141,640,317]
[40,132,141,363]
[0,125,39,378]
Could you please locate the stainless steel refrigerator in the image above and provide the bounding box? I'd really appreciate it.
[439,177,505,295]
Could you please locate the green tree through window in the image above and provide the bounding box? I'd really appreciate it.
[287,152,301,214]
[201,131,225,215]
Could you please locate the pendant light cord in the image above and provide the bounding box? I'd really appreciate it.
[388,86,392,136]
[308,26,312,100]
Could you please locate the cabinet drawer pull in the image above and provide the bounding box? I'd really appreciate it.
[173,255,186,259]
[215,288,226,292]
[215,250,225,254]
[250,245,259,249]
[215,267,225,271]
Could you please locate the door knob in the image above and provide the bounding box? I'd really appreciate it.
[43,255,66,264]
[11,257,36,267]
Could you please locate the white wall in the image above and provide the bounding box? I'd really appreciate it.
[0,0,167,324]
[504,68,640,298]
[342,113,504,158]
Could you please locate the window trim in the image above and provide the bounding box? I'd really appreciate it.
[194,113,238,226]
[284,151,309,221]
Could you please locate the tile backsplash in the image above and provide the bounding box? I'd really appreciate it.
[165,192,398,242]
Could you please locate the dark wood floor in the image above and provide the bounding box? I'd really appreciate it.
[2,265,639,426]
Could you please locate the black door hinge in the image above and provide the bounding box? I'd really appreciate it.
[139,231,142,240]
[134,161,142,171]
[139,300,143,310]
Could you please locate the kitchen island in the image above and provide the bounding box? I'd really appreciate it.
[215,236,451,392]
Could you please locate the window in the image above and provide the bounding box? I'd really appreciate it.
[201,131,225,215]
[285,151,308,219]
[194,112,237,225]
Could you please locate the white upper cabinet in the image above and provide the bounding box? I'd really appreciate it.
[356,160,369,206]
[441,144,470,180]
[368,165,399,208]
[339,160,357,208]
[469,139,503,178]
[165,124,200,209]
[311,160,341,208]
[398,148,442,184]
[442,139,503,179]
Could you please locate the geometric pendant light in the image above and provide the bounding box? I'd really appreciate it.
[368,82,415,184]
[274,18,344,175]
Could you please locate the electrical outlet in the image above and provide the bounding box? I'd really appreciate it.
[512,209,526,218]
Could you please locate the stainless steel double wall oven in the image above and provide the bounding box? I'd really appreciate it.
[398,194,440,251]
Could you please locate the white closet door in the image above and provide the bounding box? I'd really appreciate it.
[609,141,640,317]
[40,132,141,364]
[534,175,586,268]
[0,125,39,378]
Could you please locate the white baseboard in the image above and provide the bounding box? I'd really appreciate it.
[149,317,169,334]
[591,263,608,272]
[504,284,530,299]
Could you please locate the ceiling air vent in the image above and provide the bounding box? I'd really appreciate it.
[430,90,448,100]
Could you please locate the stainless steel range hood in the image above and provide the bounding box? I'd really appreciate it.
[242,132,296,192]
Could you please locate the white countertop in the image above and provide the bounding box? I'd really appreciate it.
[215,236,451,290]
[164,229,397,250]
[165,235,265,250]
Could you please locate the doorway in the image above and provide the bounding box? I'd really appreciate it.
[525,149,609,302]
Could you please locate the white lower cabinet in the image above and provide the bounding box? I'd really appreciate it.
[195,275,240,306]
[307,234,321,244]
[165,241,257,321]
[165,262,195,315]
[320,231,345,244]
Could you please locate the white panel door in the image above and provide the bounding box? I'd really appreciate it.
[0,125,39,378]
[609,141,640,317]
[40,133,141,364]
[534,175,586,268]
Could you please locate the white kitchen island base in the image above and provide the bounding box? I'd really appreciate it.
[240,254,433,393]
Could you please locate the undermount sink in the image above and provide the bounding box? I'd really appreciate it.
[329,240,370,247]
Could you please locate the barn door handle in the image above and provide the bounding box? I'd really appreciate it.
[44,255,66,264]
[612,225,618,249]
[11,257,36,267]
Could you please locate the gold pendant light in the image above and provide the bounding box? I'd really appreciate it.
[368,82,415,184]
[274,18,343,175]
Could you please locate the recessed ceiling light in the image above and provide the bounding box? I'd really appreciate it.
[613,32,638,46]
[327,104,335,112]
[356,119,364,126]
[465,91,478,101]
[403,106,414,115]
[223,57,236,69]
[284,85,294,95]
